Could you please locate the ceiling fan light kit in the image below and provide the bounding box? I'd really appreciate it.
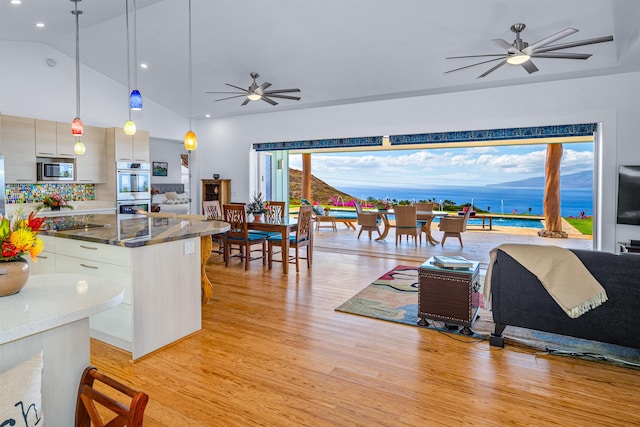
[207,72,301,106]
[445,23,613,78]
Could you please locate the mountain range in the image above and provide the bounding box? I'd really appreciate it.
[488,170,593,189]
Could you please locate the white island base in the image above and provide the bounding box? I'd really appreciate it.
[0,274,123,427]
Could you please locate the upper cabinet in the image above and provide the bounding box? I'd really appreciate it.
[35,119,76,159]
[112,128,149,163]
[0,115,37,183]
[76,125,107,183]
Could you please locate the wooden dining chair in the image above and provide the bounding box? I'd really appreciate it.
[265,200,286,220]
[75,366,148,427]
[267,205,313,273]
[202,200,222,219]
[354,201,380,240]
[223,204,267,270]
[393,205,422,247]
[203,200,225,256]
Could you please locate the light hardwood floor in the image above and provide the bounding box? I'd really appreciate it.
[90,227,639,426]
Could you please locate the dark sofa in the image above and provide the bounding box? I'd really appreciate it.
[489,247,640,349]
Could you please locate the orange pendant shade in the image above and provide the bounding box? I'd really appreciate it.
[184,130,197,151]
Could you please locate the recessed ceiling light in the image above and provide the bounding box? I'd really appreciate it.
[205,114,211,118]
[140,63,148,69]
[10,0,22,5]
[35,22,45,28]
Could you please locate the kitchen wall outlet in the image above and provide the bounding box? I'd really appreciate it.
[184,240,195,255]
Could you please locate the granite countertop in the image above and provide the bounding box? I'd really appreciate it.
[40,214,230,248]
[0,273,124,345]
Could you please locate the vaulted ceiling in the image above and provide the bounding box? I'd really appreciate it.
[2,0,639,121]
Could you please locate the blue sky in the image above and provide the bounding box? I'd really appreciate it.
[289,142,593,188]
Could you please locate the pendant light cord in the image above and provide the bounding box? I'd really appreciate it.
[188,0,193,130]
[125,0,132,120]
[133,0,138,90]
[73,1,82,118]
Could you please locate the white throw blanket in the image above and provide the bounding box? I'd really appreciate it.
[483,244,608,319]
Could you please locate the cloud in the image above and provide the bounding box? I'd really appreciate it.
[289,143,593,187]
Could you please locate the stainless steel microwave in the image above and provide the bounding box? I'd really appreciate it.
[37,161,75,181]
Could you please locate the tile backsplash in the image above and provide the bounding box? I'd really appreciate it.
[6,183,95,204]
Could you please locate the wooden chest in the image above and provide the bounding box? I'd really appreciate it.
[418,258,480,333]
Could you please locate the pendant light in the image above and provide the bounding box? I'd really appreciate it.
[183,0,197,151]
[129,0,142,110]
[123,0,137,135]
[71,0,85,155]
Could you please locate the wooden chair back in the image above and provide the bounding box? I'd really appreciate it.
[223,204,249,240]
[203,200,222,219]
[296,205,313,242]
[75,366,148,427]
[266,201,286,220]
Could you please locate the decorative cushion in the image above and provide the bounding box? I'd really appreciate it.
[312,205,325,216]
[0,351,44,425]
[152,194,168,204]
[165,191,178,201]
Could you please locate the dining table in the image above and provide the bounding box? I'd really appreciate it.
[374,209,448,245]
[247,216,303,275]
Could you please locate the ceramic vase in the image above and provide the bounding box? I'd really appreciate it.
[0,258,30,297]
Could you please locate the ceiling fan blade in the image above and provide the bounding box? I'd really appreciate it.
[532,35,614,53]
[266,94,301,101]
[531,52,592,60]
[225,83,250,92]
[445,56,506,74]
[258,82,272,91]
[521,60,539,74]
[523,28,578,54]
[263,88,301,94]
[215,94,248,102]
[261,96,278,106]
[493,38,516,52]
[241,97,251,106]
[446,54,508,59]
[478,59,507,78]
[206,91,246,94]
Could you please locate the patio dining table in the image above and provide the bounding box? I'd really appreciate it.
[374,209,448,244]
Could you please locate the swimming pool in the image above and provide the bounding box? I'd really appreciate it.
[323,210,544,229]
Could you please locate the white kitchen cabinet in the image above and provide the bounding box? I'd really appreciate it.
[42,235,201,360]
[76,125,107,183]
[34,119,76,159]
[0,114,37,183]
[29,235,57,274]
[112,127,149,162]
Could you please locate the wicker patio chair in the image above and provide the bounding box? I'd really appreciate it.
[393,205,422,247]
[354,201,380,240]
[438,208,472,247]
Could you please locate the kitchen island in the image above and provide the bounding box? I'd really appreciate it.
[34,213,229,360]
[0,274,123,426]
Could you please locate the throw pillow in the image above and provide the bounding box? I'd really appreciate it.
[152,194,167,204]
[0,351,44,426]
[165,191,178,201]
[312,205,325,216]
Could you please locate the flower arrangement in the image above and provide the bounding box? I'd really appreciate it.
[0,211,45,261]
[36,193,73,211]
[375,200,392,211]
[247,192,266,214]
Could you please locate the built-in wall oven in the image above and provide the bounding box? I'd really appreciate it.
[116,162,151,201]
[117,200,151,217]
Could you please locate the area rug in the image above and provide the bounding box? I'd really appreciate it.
[336,265,640,369]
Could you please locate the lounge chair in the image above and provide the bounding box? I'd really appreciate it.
[301,199,356,231]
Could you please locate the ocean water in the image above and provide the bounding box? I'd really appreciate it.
[334,186,592,217]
